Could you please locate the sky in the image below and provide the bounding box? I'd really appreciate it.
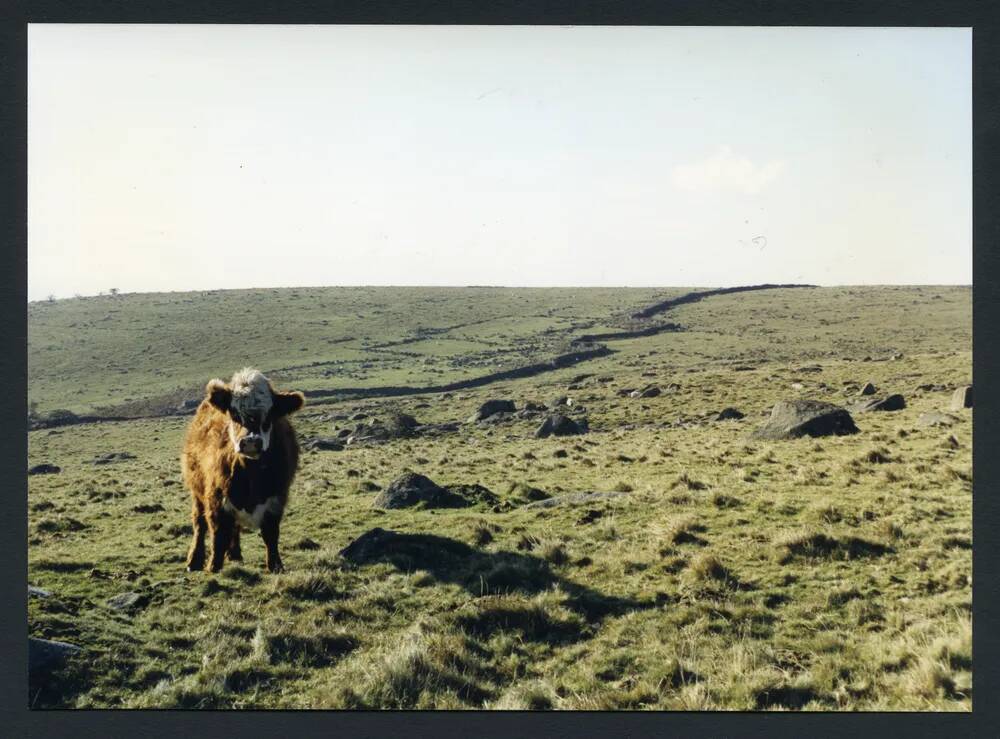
[28,25,971,301]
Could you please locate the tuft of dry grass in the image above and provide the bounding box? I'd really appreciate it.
[492,680,557,710]
[684,552,736,584]
[672,473,708,491]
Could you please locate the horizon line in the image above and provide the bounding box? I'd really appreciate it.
[27,282,973,304]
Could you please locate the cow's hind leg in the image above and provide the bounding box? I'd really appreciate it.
[186,500,207,572]
[227,528,243,562]
[260,514,284,573]
[208,512,236,573]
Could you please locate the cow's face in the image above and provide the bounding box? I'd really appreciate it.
[206,368,304,460]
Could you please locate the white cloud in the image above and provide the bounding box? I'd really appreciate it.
[671,146,785,195]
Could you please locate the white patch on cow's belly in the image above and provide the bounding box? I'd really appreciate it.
[223,497,282,531]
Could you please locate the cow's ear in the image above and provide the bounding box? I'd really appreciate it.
[272,390,305,417]
[206,379,231,412]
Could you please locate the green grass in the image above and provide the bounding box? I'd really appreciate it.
[28,285,971,709]
[29,286,682,417]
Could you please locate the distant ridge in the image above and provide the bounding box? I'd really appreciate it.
[28,283,817,427]
[630,283,816,320]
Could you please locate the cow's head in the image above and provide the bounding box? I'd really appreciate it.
[205,368,304,460]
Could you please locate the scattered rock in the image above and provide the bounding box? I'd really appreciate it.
[716,407,745,421]
[28,586,52,599]
[302,437,345,452]
[29,637,81,673]
[470,400,516,422]
[522,401,547,412]
[179,398,201,411]
[548,395,572,409]
[384,411,419,435]
[752,400,859,440]
[346,412,424,444]
[915,383,949,392]
[373,472,470,509]
[630,385,661,399]
[859,382,877,396]
[796,365,823,373]
[950,385,972,410]
[535,414,589,439]
[107,591,151,613]
[345,429,388,445]
[917,412,959,428]
[477,411,516,426]
[28,464,61,475]
[852,394,906,413]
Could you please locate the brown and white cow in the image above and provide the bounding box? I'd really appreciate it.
[181,368,304,573]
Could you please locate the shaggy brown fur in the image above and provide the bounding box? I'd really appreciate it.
[181,370,304,573]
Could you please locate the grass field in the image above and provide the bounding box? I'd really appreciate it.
[27,284,972,710]
[28,287,679,417]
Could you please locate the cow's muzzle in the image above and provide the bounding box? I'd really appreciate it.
[238,434,264,458]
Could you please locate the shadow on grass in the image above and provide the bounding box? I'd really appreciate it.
[339,528,651,624]
[777,533,893,565]
[754,684,833,710]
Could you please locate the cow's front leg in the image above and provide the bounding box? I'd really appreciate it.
[260,514,283,573]
[208,512,236,573]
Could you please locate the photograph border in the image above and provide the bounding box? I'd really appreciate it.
[3,1,995,736]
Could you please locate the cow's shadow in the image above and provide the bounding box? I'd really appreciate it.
[338,528,651,626]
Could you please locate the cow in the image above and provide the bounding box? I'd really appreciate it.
[181,367,304,573]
